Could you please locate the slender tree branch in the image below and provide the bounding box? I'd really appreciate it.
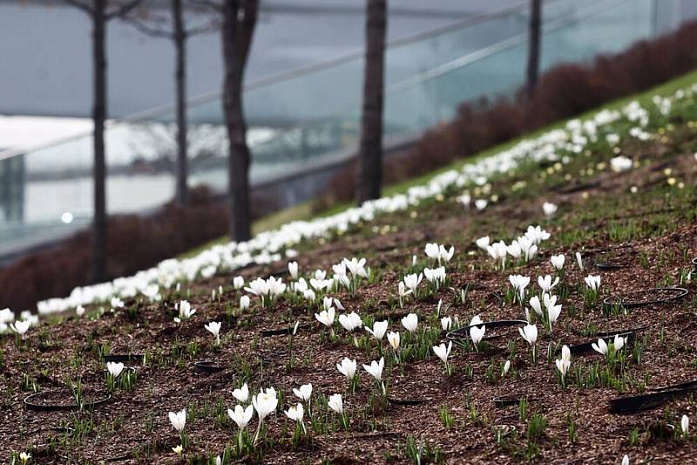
[123,16,175,39]
[106,0,144,20]
[62,0,94,15]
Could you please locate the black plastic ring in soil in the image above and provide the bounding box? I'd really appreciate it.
[691,257,697,268]
[647,379,697,393]
[260,324,310,337]
[493,396,532,408]
[24,390,112,412]
[194,361,225,374]
[609,379,697,414]
[388,397,428,406]
[595,262,628,270]
[446,320,527,341]
[602,287,688,309]
[103,354,144,363]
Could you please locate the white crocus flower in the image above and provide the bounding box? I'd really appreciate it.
[288,261,299,280]
[362,357,385,382]
[622,455,629,465]
[613,334,626,352]
[439,244,455,264]
[314,307,336,329]
[252,387,278,443]
[425,243,440,262]
[475,199,488,210]
[233,383,249,403]
[344,257,368,278]
[542,202,558,217]
[397,282,412,303]
[314,269,327,280]
[475,236,490,250]
[509,274,530,300]
[365,320,388,341]
[403,273,423,294]
[519,324,538,346]
[487,241,508,269]
[228,404,253,430]
[433,341,452,365]
[337,357,357,380]
[338,312,363,332]
[537,275,559,293]
[76,305,86,317]
[106,361,124,378]
[584,275,601,290]
[204,321,222,345]
[440,316,452,331]
[555,345,571,386]
[529,295,543,316]
[575,252,584,270]
[303,289,316,302]
[10,320,31,336]
[240,295,250,311]
[502,360,511,377]
[233,276,244,289]
[177,300,196,321]
[550,254,565,270]
[387,331,400,351]
[285,403,305,431]
[469,324,485,351]
[328,393,343,414]
[169,408,186,432]
[610,155,633,172]
[592,338,608,356]
[293,384,313,403]
[682,414,689,436]
[401,313,418,333]
[547,301,562,331]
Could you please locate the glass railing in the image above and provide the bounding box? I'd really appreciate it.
[0,0,685,253]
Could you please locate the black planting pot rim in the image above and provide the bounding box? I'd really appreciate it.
[24,390,112,412]
[260,324,310,337]
[194,361,225,374]
[103,354,144,363]
[446,320,528,341]
[692,257,697,267]
[602,287,688,309]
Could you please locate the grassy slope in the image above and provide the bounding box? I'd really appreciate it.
[182,69,697,260]
[4,70,697,464]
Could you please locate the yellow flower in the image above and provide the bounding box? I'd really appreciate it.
[172,445,183,455]
[667,177,677,186]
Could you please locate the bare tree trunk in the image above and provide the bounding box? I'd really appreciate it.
[526,0,542,98]
[173,0,188,206]
[222,0,258,241]
[357,0,387,205]
[92,0,108,283]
